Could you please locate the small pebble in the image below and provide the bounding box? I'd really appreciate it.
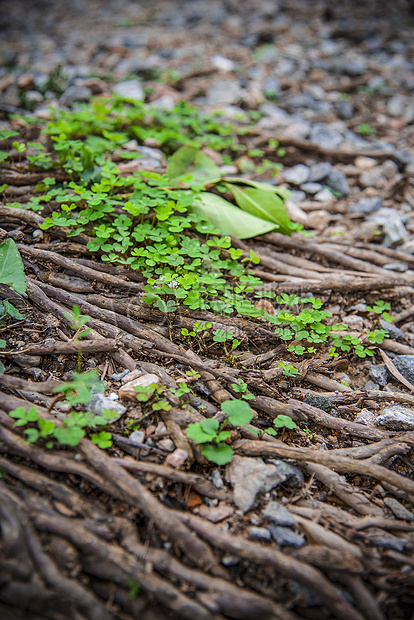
[369,364,388,387]
[283,164,310,185]
[157,438,175,452]
[119,373,160,401]
[165,448,188,468]
[111,369,131,381]
[308,162,332,182]
[113,79,144,101]
[129,430,146,446]
[355,408,376,426]
[383,263,408,272]
[314,188,334,202]
[211,469,224,489]
[248,526,271,541]
[383,498,414,521]
[375,405,414,431]
[87,393,126,422]
[300,182,323,194]
[221,555,240,567]
[198,502,234,523]
[268,525,305,548]
[372,537,408,552]
[263,501,296,526]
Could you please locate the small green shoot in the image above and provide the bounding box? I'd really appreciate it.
[366,300,394,322]
[53,370,103,405]
[265,414,297,436]
[186,399,253,465]
[357,123,376,136]
[127,578,141,600]
[232,378,254,400]
[276,362,301,377]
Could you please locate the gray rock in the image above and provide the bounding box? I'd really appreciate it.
[248,526,272,541]
[60,85,91,106]
[383,263,408,273]
[87,393,127,422]
[268,525,305,548]
[393,356,414,384]
[283,164,310,185]
[226,456,288,513]
[259,102,289,121]
[263,77,281,100]
[25,90,43,105]
[148,95,176,110]
[268,459,304,488]
[309,162,333,182]
[383,214,408,247]
[221,555,240,566]
[348,196,383,214]
[289,190,306,203]
[310,124,343,149]
[314,188,334,202]
[387,94,406,117]
[355,408,376,426]
[381,160,399,180]
[129,430,146,446]
[3,85,20,107]
[351,302,368,313]
[404,104,414,124]
[304,394,333,411]
[207,78,242,106]
[211,469,224,489]
[375,405,414,431]
[364,380,380,391]
[211,55,235,72]
[334,56,367,76]
[379,319,407,341]
[334,100,354,120]
[372,537,408,552]
[263,502,296,526]
[137,146,165,162]
[401,239,414,254]
[111,369,131,382]
[113,80,144,101]
[384,498,414,521]
[369,364,388,387]
[283,120,312,140]
[394,150,412,169]
[300,182,323,194]
[198,502,234,523]
[368,210,408,247]
[360,168,388,189]
[158,438,174,452]
[325,168,350,196]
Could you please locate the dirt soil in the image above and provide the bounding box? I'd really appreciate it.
[1,1,414,619]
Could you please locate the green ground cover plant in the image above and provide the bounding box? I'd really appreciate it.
[1,96,392,440]
[4,96,297,322]
[186,399,254,465]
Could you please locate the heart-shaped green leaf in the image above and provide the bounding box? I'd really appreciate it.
[202,442,234,465]
[221,399,253,426]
